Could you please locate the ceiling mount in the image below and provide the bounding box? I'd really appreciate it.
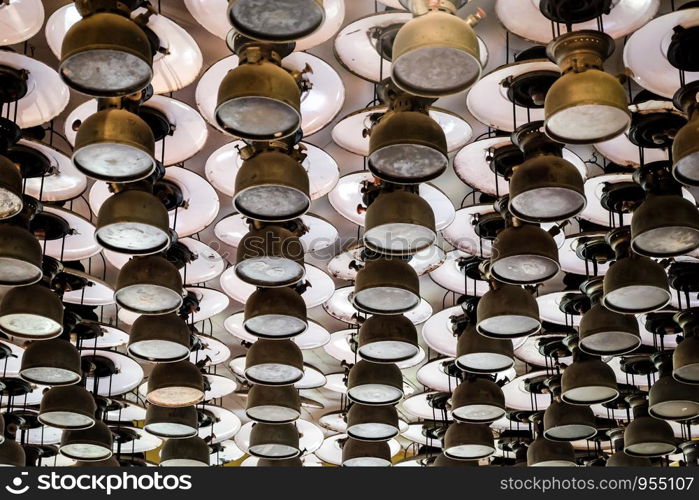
[539,0,612,26]
[0,65,28,103]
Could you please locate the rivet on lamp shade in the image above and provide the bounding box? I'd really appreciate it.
[147,360,205,407]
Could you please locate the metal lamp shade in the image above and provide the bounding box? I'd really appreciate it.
[144,405,198,439]
[256,457,303,467]
[76,457,120,467]
[39,385,97,430]
[244,287,307,339]
[508,156,586,223]
[346,403,400,442]
[431,453,479,467]
[73,108,156,182]
[246,384,301,424]
[368,111,448,184]
[0,284,64,339]
[544,31,629,144]
[147,360,205,407]
[0,224,43,286]
[674,336,699,384]
[235,226,305,287]
[227,0,325,43]
[451,377,506,423]
[115,256,184,315]
[606,452,651,467]
[476,284,541,339]
[624,405,677,457]
[443,423,495,460]
[648,374,699,421]
[543,400,596,442]
[244,339,304,386]
[0,439,25,467]
[352,258,420,315]
[215,61,301,141]
[455,324,515,373]
[391,10,481,98]
[631,194,699,257]
[347,360,403,405]
[60,421,114,462]
[602,255,671,314]
[160,436,210,467]
[527,435,576,466]
[233,150,310,222]
[342,437,391,467]
[578,303,641,356]
[248,423,300,460]
[95,190,171,255]
[0,156,23,220]
[20,338,81,386]
[490,224,560,285]
[672,109,699,186]
[561,357,618,405]
[60,12,153,97]
[128,313,191,362]
[357,314,419,363]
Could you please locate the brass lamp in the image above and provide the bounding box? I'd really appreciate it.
[352,257,420,315]
[248,423,300,460]
[0,224,43,286]
[508,121,586,223]
[357,314,419,363]
[227,0,325,42]
[144,405,198,439]
[455,324,515,374]
[235,226,305,287]
[391,3,483,97]
[146,360,205,407]
[244,339,304,386]
[0,155,23,220]
[39,385,97,430]
[544,30,630,144]
[115,256,184,315]
[342,438,391,467]
[233,145,310,222]
[60,4,153,96]
[624,396,677,457]
[363,189,436,256]
[19,338,81,386]
[246,384,301,424]
[442,422,495,460]
[244,287,307,339]
[673,309,699,384]
[648,351,699,421]
[476,282,541,339]
[127,313,191,362]
[346,403,400,442]
[60,421,114,462]
[160,436,209,466]
[73,101,156,182]
[95,189,171,255]
[672,81,699,186]
[560,336,618,405]
[347,360,403,405]
[0,284,64,339]
[216,37,303,140]
[450,376,506,424]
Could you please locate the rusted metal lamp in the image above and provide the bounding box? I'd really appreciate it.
[244,339,304,386]
[39,385,97,430]
[249,423,300,460]
[352,257,420,315]
[602,227,671,314]
[233,142,310,222]
[560,335,618,405]
[456,324,515,373]
[673,309,699,384]
[672,81,699,186]
[227,0,325,42]
[477,280,541,339]
[246,384,301,424]
[59,1,153,96]
[363,189,436,256]
[450,375,506,424]
[544,30,630,144]
[160,436,209,466]
[115,256,184,315]
[146,360,205,407]
[216,36,307,140]
[624,395,677,457]
[443,422,495,460]
[0,284,64,339]
[342,437,391,466]
[128,313,191,362]
[391,1,483,98]
[543,376,597,442]
[346,403,400,441]
[630,161,699,257]
[347,360,404,405]
[60,421,114,462]
[244,287,307,339]
[235,225,305,287]
[648,351,699,421]
[357,314,419,363]
[144,405,198,439]
[0,224,43,286]
[20,338,81,386]
[509,121,586,223]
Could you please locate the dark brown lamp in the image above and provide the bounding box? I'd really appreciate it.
[20,338,81,386]
[244,287,307,339]
[352,257,420,315]
[127,313,191,362]
[244,339,304,386]
[146,360,205,407]
[115,256,183,315]
[144,405,198,439]
[357,314,419,364]
[346,403,400,442]
[341,437,391,466]
[160,436,209,467]
[60,421,114,462]
[248,423,300,460]
[39,385,97,430]
[347,360,403,405]
[246,384,301,424]
[0,284,64,339]
[227,0,325,43]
